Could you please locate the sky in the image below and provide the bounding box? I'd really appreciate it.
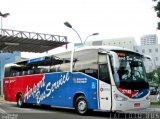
[0,0,159,58]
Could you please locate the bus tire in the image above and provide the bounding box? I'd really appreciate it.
[75,95,88,115]
[17,94,24,107]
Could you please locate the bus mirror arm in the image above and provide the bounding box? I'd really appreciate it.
[107,51,120,69]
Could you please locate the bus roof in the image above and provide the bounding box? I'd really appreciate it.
[74,45,130,51]
[74,46,141,55]
[5,45,143,66]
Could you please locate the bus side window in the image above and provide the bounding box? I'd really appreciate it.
[50,67,56,72]
[34,68,40,74]
[54,51,71,72]
[16,72,21,76]
[12,72,17,77]
[28,70,34,74]
[4,66,11,77]
[73,49,98,79]
[22,71,28,75]
[42,68,50,73]
[99,64,111,84]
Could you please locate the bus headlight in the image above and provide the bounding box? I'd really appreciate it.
[114,94,128,101]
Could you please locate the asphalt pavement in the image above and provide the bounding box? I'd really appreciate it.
[0,96,160,119]
[0,95,160,109]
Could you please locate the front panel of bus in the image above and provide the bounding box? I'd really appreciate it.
[110,50,150,111]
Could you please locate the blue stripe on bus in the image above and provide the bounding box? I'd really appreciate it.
[27,57,45,64]
[132,89,149,99]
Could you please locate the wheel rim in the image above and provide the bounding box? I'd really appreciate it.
[77,100,87,113]
[18,96,22,106]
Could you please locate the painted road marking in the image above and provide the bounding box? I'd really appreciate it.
[0,108,7,114]
[0,102,55,113]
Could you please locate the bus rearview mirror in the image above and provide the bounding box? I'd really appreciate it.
[143,55,156,71]
[108,51,120,69]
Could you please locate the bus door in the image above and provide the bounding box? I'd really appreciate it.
[98,54,112,111]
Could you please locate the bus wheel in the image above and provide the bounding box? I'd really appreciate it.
[17,94,23,107]
[75,96,88,115]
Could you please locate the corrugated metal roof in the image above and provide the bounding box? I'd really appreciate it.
[0,29,68,53]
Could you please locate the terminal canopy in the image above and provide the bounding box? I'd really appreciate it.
[0,29,68,53]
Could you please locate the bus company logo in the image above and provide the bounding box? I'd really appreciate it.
[133,91,144,98]
[4,80,9,84]
[9,79,15,83]
[24,72,70,104]
[4,79,15,84]
[100,87,110,92]
[72,78,77,83]
[100,88,103,92]
[72,78,87,84]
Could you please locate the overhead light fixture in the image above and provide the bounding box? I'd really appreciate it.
[4,42,19,46]
[0,12,10,18]
[64,21,83,45]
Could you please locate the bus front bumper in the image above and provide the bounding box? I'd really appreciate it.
[112,99,150,112]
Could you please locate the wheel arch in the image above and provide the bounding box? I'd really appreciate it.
[16,92,22,101]
[73,93,86,107]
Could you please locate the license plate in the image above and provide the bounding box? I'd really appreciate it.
[134,103,140,107]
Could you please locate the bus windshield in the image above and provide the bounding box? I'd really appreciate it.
[112,50,149,91]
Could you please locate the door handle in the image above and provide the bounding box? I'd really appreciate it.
[101,97,108,100]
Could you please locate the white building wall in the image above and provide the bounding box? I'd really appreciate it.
[134,44,160,72]
[141,34,158,45]
[85,37,136,50]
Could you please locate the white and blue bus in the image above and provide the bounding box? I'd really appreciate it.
[4,46,150,115]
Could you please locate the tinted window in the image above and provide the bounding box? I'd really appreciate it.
[4,51,72,77]
[52,51,71,72]
[112,50,149,90]
[73,49,98,78]
[98,54,111,84]
[4,66,11,77]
